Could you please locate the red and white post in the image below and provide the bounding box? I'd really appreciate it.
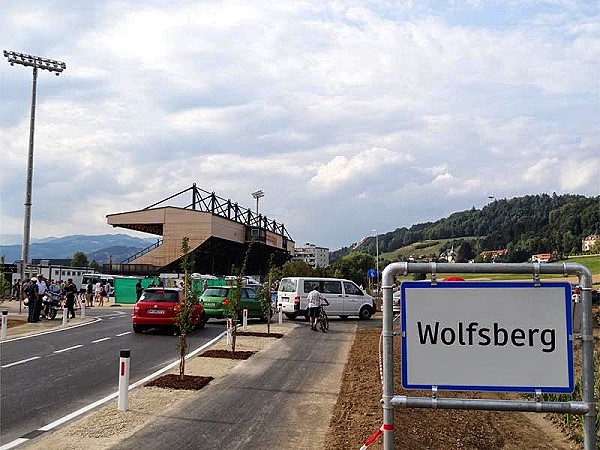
[242,308,248,331]
[1,310,8,340]
[118,349,131,411]
[226,318,232,346]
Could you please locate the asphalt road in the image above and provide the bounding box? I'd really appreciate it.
[114,320,357,450]
[0,310,224,446]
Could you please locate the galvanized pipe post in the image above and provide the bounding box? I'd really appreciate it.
[381,261,596,450]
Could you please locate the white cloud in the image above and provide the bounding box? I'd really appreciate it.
[0,0,598,251]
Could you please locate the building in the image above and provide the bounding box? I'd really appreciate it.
[479,249,508,262]
[531,253,557,263]
[293,243,330,268]
[582,234,600,252]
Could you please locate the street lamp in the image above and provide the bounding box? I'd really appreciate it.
[372,229,379,293]
[4,50,66,313]
[251,190,264,215]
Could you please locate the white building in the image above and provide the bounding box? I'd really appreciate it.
[293,243,330,268]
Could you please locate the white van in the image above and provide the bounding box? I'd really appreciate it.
[277,277,376,320]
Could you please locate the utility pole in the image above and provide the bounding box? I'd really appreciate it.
[4,50,66,313]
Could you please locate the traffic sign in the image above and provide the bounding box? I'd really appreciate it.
[368,269,377,279]
[400,281,573,393]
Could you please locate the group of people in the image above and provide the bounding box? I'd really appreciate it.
[10,276,112,322]
[19,275,78,322]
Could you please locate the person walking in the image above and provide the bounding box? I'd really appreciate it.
[135,279,143,301]
[307,286,329,331]
[85,280,94,307]
[94,281,101,304]
[98,282,107,307]
[64,278,77,319]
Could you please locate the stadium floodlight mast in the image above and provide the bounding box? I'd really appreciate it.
[3,50,66,313]
[252,189,264,215]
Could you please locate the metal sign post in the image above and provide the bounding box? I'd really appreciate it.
[381,262,596,450]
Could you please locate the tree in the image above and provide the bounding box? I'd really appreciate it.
[71,251,89,267]
[89,260,100,271]
[227,243,254,352]
[174,237,201,380]
[0,256,10,301]
[257,256,276,335]
[456,241,475,263]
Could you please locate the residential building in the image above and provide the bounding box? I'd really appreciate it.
[293,243,330,268]
[582,234,600,252]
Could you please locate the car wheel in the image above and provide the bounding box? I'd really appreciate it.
[196,313,207,329]
[133,324,143,333]
[358,306,373,320]
[284,313,298,320]
[339,315,348,320]
[304,308,310,321]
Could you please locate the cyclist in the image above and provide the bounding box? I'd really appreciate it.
[307,286,329,331]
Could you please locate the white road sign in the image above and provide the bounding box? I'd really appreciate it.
[401,281,573,393]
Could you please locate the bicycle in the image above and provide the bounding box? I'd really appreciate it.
[316,305,329,333]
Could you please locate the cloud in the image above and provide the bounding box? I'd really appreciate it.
[0,0,598,251]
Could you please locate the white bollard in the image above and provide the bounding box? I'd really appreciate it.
[118,349,130,411]
[226,318,232,346]
[1,310,8,340]
[62,307,68,326]
[242,308,248,331]
[278,306,283,324]
[80,300,86,318]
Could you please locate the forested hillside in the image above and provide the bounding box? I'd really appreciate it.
[332,194,599,263]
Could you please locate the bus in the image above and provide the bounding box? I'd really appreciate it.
[81,273,115,295]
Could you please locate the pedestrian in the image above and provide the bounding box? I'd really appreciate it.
[202,279,208,293]
[135,279,143,301]
[34,275,47,321]
[94,281,101,304]
[157,278,164,288]
[307,285,328,331]
[86,280,94,307]
[25,278,38,323]
[11,279,20,300]
[98,282,107,307]
[64,278,77,319]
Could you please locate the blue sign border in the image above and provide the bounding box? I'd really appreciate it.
[400,281,574,393]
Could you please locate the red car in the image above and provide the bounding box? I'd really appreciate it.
[133,287,207,333]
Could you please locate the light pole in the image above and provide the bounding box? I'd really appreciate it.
[251,190,264,216]
[372,229,379,293]
[4,50,66,313]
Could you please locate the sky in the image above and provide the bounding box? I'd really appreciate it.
[1,1,598,250]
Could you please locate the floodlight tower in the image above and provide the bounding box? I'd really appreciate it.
[3,50,66,311]
[252,189,264,215]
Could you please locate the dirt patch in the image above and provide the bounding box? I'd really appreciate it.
[1,318,27,329]
[325,326,580,450]
[237,331,283,338]
[145,374,213,390]
[199,349,255,359]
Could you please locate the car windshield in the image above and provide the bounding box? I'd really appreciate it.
[203,288,229,297]
[140,290,179,302]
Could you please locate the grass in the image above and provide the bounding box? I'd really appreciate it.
[380,237,474,261]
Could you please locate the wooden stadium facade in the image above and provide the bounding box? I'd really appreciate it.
[104,184,294,277]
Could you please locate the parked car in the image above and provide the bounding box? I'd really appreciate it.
[199,286,271,321]
[132,287,206,333]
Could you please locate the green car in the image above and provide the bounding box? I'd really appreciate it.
[199,286,271,321]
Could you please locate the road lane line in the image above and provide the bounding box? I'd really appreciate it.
[0,437,29,450]
[1,356,41,369]
[0,318,102,344]
[37,331,227,434]
[92,337,111,343]
[116,331,131,337]
[53,345,84,354]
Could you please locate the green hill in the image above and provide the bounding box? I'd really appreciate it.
[332,193,599,263]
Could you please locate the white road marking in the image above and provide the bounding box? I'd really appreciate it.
[53,345,83,354]
[0,437,29,450]
[0,318,102,344]
[37,331,227,434]
[116,331,131,337]
[1,356,41,369]
[92,337,111,343]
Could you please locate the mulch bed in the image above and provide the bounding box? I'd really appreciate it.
[146,374,214,390]
[199,350,255,359]
[236,331,283,338]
